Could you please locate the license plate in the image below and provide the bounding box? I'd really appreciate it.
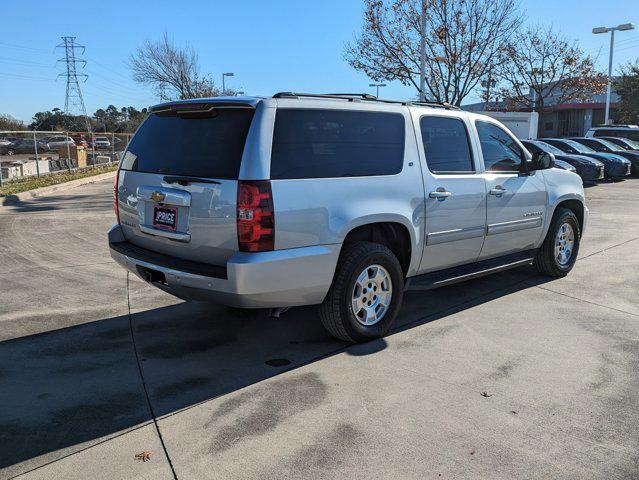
[153,205,178,231]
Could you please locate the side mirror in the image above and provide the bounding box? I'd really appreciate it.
[530,151,555,171]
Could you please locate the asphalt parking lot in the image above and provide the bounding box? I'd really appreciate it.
[1,178,638,480]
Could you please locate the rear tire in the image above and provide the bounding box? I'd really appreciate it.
[319,241,404,342]
[534,208,580,277]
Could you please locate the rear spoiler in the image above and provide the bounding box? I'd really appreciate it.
[150,99,258,115]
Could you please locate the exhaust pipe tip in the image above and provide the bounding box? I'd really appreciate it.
[268,307,290,318]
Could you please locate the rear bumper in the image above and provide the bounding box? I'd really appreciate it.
[108,224,340,308]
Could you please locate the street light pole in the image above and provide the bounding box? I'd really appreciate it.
[593,23,634,125]
[605,29,615,124]
[222,72,234,94]
[369,83,387,98]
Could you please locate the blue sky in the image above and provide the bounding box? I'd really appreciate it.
[1,0,638,122]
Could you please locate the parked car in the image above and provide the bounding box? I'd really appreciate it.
[521,139,604,182]
[585,125,639,142]
[541,138,631,179]
[553,159,577,173]
[0,138,47,155]
[109,93,587,342]
[0,136,17,146]
[45,136,75,151]
[600,136,639,152]
[70,136,89,148]
[92,136,111,149]
[569,137,639,176]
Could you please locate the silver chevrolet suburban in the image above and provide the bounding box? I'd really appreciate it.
[109,93,587,342]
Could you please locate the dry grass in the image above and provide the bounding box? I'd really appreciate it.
[0,164,117,196]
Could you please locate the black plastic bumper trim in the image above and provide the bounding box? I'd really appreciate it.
[110,241,228,279]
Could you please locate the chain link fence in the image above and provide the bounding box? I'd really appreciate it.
[0,131,133,187]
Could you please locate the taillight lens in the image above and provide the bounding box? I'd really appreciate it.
[113,170,120,222]
[237,180,274,252]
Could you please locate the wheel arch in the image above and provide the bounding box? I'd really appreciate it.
[551,198,585,237]
[340,221,414,276]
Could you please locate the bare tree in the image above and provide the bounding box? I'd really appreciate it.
[345,0,521,106]
[495,26,607,113]
[129,34,227,100]
[614,61,639,124]
[0,114,25,131]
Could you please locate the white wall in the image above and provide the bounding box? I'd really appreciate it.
[1,160,50,180]
[478,111,539,139]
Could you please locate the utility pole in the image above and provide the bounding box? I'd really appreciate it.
[419,0,426,101]
[57,36,91,132]
[480,78,496,110]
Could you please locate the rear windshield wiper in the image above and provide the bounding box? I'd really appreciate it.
[163,175,221,186]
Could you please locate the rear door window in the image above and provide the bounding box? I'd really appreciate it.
[270,109,405,179]
[120,108,254,179]
[420,116,474,174]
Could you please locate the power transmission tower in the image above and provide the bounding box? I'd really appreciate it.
[56,36,91,131]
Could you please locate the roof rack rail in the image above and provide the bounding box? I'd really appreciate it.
[272,92,460,109]
[273,92,377,101]
[411,101,460,110]
[592,124,638,128]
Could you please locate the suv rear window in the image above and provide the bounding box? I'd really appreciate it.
[594,129,639,141]
[120,109,254,179]
[270,109,405,179]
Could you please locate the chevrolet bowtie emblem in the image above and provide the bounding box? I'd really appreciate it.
[150,192,166,202]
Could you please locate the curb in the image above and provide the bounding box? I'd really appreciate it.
[0,170,116,206]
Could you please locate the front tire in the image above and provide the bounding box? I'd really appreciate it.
[534,208,580,277]
[319,241,404,342]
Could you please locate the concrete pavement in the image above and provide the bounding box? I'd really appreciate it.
[0,178,638,479]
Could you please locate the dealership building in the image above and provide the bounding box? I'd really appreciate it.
[463,83,620,138]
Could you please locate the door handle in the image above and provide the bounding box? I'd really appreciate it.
[489,186,507,197]
[429,190,452,200]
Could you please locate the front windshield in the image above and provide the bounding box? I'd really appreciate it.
[624,138,639,149]
[596,139,624,151]
[605,138,639,150]
[534,141,564,156]
[562,139,594,153]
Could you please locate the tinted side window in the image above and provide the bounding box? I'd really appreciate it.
[270,109,405,179]
[476,121,523,172]
[594,129,639,141]
[593,129,611,137]
[420,116,474,173]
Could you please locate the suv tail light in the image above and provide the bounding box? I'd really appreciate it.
[237,180,274,252]
[113,170,120,222]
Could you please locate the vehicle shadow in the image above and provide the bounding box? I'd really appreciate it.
[0,193,111,212]
[0,265,552,474]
